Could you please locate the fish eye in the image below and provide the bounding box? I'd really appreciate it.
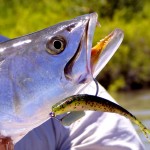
[46,36,66,55]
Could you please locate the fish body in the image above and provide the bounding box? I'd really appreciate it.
[0,13,123,143]
[0,13,98,142]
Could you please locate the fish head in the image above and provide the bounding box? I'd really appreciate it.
[0,13,98,142]
[0,13,97,109]
[0,13,124,143]
[26,13,99,107]
[42,13,98,86]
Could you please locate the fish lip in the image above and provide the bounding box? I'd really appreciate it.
[86,13,99,75]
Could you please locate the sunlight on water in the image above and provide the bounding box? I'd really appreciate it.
[111,89,150,150]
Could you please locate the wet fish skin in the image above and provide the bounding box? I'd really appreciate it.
[0,13,98,143]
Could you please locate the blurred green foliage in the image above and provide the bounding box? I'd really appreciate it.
[0,0,150,91]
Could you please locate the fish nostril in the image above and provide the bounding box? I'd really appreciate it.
[66,24,76,32]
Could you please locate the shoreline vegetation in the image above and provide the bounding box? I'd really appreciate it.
[0,0,149,92]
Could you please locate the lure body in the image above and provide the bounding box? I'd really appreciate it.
[52,94,150,142]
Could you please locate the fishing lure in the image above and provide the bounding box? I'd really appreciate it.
[51,94,150,142]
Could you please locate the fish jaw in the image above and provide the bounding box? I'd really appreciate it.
[91,29,124,77]
[64,13,98,84]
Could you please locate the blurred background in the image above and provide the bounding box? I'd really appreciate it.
[0,0,150,149]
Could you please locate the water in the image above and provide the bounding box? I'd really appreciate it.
[111,89,150,150]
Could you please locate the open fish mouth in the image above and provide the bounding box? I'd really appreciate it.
[88,14,124,78]
[64,13,124,83]
[91,28,124,77]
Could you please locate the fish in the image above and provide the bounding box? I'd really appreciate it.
[0,12,123,145]
[51,94,150,142]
